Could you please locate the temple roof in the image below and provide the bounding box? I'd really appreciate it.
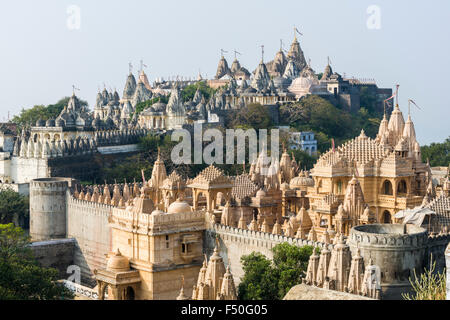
[132,81,152,107]
[162,171,184,190]
[251,61,271,92]
[123,73,137,100]
[166,85,185,116]
[215,56,231,80]
[189,165,232,189]
[230,59,241,74]
[315,130,388,168]
[425,193,450,228]
[287,36,307,72]
[321,64,333,81]
[283,58,300,80]
[232,174,259,200]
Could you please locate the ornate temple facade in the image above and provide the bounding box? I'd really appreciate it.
[306,104,430,239]
[0,94,148,190]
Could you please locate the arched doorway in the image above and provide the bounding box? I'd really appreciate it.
[383,210,391,224]
[124,287,135,300]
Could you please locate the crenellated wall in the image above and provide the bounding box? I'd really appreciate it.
[204,224,333,286]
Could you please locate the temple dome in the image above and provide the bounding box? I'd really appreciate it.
[289,174,314,189]
[45,119,55,127]
[56,118,65,127]
[151,209,165,216]
[167,199,191,214]
[152,101,167,112]
[256,189,266,198]
[36,119,46,127]
[106,249,130,272]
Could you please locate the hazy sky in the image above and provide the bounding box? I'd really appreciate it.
[0,0,449,144]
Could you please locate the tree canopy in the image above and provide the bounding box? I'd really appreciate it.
[238,243,314,300]
[279,95,382,153]
[181,81,216,102]
[0,224,74,300]
[228,103,274,131]
[0,187,29,227]
[421,137,450,167]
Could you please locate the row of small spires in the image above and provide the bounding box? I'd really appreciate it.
[73,182,143,207]
[218,207,328,241]
[13,129,148,158]
[33,114,140,130]
[303,235,381,299]
[15,137,96,159]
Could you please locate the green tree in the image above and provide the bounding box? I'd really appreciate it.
[133,96,170,119]
[0,224,74,300]
[181,81,216,102]
[272,243,314,298]
[0,187,29,227]
[290,149,316,170]
[279,95,384,153]
[230,103,273,130]
[421,137,450,167]
[237,252,278,300]
[402,257,446,300]
[359,86,378,114]
[238,243,314,300]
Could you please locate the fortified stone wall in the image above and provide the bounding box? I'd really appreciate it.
[67,195,112,286]
[97,144,139,155]
[28,238,75,279]
[426,233,450,271]
[204,224,333,285]
[348,224,450,299]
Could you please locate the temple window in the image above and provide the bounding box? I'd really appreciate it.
[382,180,393,195]
[383,210,392,223]
[397,180,407,195]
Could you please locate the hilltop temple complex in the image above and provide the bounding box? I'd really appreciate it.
[1,29,448,300]
[92,31,393,132]
[24,98,450,299]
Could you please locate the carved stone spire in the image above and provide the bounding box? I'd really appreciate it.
[219,266,237,300]
[347,248,364,294]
